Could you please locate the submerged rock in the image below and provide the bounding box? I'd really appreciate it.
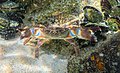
[0,38,68,73]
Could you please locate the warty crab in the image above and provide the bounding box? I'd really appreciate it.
[19,18,98,58]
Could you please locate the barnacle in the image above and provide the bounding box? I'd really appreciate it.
[106,17,120,31]
[83,6,103,23]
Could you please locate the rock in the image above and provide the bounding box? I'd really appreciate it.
[0,37,68,73]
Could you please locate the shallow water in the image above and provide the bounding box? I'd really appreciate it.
[0,0,120,73]
[0,36,68,73]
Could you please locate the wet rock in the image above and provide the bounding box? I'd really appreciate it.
[0,40,68,73]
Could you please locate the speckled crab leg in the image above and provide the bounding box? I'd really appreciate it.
[34,39,49,58]
[65,39,80,55]
[23,37,32,45]
[62,17,80,26]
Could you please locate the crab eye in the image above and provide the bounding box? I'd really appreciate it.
[89,30,94,35]
[21,31,25,35]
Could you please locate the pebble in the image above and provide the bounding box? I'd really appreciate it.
[117,52,119,56]
[0,47,4,56]
[112,62,118,66]
[99,53,104,57]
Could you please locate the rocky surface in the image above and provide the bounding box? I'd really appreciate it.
[0,36,68,73]
[67,31,120,73]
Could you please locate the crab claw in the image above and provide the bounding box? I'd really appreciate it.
[20,31,26,39]
[90,34,98,43]
[90,26,102,32]
[20,35,24,39]
[88,29,98,42]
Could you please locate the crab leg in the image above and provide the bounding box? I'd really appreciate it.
[62,18,80,26]
[63,27,80,55]
[65,39,80,55]
[23,37,32,45]
[34,39,49,58]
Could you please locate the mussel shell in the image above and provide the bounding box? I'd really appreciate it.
[83,6,103,23]
[101,0,120,18]
[110,6,120,16]
[100,0,112,17]
[106,16,120,30]
[84,22,109,33]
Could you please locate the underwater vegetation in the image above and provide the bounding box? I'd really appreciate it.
[0,0,25,40]
[0,0,120,73]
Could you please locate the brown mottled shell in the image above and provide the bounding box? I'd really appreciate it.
[43,27,69,38]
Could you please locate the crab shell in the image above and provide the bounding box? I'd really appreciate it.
[43,26,70,38]
[20,26,70,39]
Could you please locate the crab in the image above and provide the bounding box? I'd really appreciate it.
[19,18,98,58]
